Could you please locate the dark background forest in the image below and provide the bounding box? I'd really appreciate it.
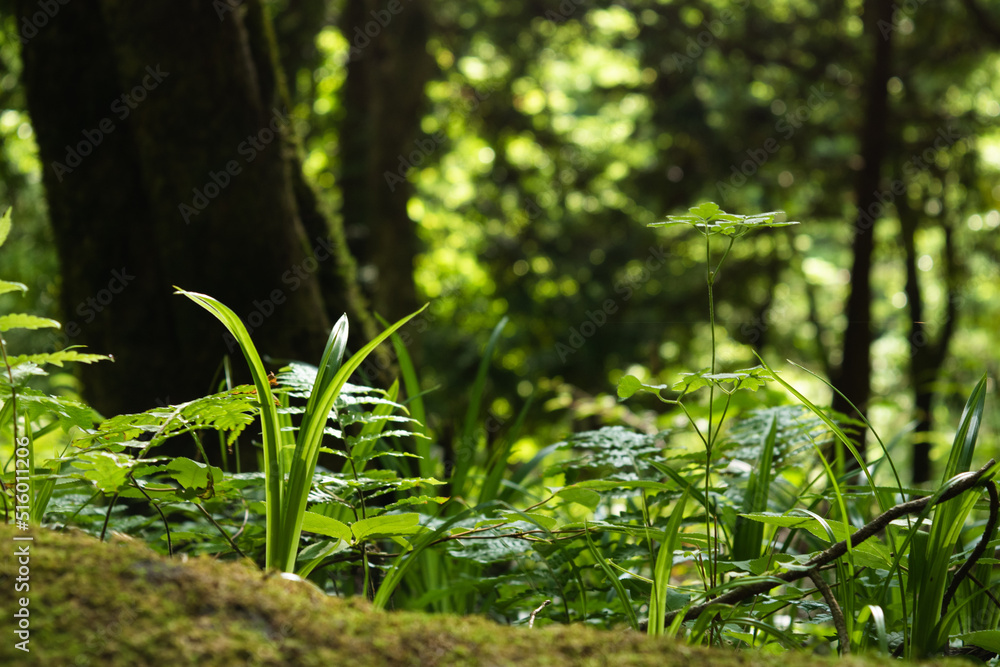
[1,0,999,484]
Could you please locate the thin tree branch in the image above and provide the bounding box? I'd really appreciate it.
[809,570,850,655]
[943,481,999,615]
[660,460,995,627]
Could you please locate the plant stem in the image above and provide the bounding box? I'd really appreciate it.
[704,233,716,595]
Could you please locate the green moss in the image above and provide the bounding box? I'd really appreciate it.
[0,523,950,665]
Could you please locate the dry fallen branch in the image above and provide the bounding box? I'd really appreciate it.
[658,459,996,628]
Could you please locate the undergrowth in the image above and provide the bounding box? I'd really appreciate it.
[1,204,997,661]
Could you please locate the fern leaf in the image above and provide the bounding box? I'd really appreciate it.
[0,313,60,332]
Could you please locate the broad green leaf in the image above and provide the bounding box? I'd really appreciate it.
[956,631,1000,654]
[381,495,449,513]
[650,203,798,238]
[300,511,352,542]
[164,457,223,490]
[557,486,601,510]
[296,539,348,578]
[73,450,133,492]
[352,513,422,541]
[674,366,772,395]
[617,375,671,401]
[617,374,642,399]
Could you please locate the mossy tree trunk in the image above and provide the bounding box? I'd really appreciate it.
[18,0,374,421]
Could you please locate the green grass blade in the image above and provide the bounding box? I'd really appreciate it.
[384,323,432,479]
[451,316,509,498]
[941,374,988,483]
[306,314,349,420]
[499,442,562,504]
[584,521,640,631]
[732,414,777,561]
[373,502,489,610]
[786,360,905,495]
[649,491,689,636]
[175,287,284,569]
[754,355,885,510]
[478,393,533,505]
[278,304,428,572]
[909,375,988,657]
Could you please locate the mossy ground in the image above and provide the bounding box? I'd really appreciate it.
[0,522,951,666]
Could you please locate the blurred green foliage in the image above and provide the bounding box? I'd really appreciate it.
[1,1,999,476]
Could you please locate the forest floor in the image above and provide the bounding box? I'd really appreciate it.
[0,522,952,666]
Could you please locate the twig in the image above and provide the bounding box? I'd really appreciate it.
[193,502,248,560]
[99,492,121,543]
[658,460,995,627]
[808,570,849,655]
[129,475,173,557]
[529,599,551,628]
[943,480,998,615]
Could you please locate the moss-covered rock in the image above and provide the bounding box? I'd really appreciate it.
[0,522,945,666]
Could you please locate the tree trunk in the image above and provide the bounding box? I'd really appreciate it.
[900,200,957,483]
[338,0,435,322]
[830,0,894,470]
[18,0,371,423]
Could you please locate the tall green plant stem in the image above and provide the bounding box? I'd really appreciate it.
[703,233,735,592]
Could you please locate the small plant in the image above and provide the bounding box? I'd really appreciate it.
[606,202,999,657]
[174,288,428,572]
[617,202,797,633]
[0,208,109,528]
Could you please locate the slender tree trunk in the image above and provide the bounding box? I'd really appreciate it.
[338,0,435,322]
[830,0,894,468]
[18,0,371,423]
[900,200,957,483]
